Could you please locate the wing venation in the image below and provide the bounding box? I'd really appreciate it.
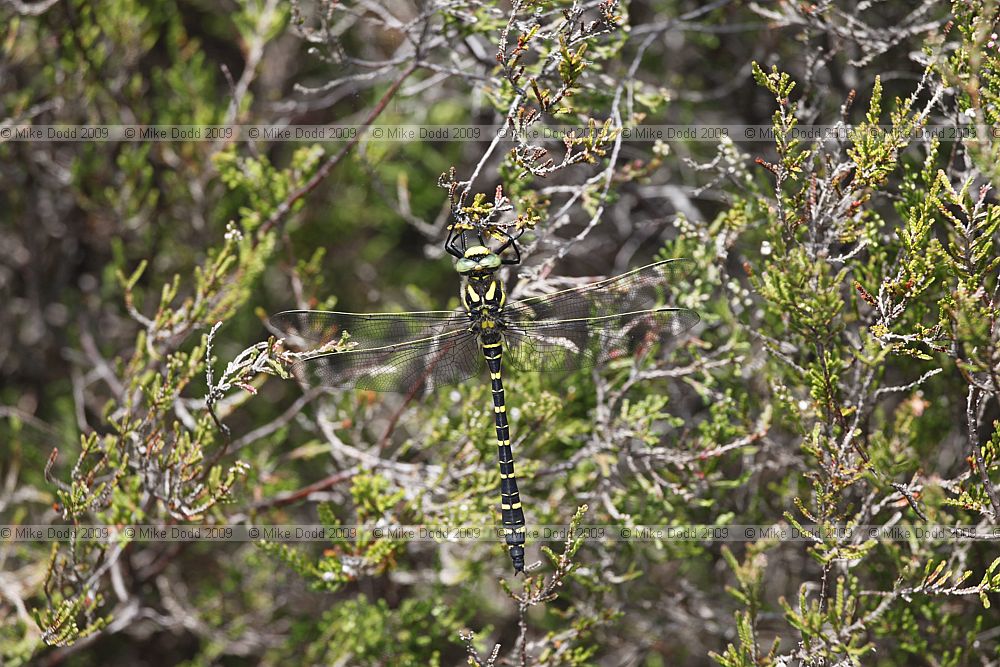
[288,328,483,393]
[501,259,698,372]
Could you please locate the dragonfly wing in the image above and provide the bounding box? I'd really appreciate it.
[289,327,484,393]
[506,258,694,321]
[503,308,699,372]
[501,258,698,373]
[269,309,469,347]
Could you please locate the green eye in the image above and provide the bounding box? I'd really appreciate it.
[456,258,477,273]
[480,254,501,269]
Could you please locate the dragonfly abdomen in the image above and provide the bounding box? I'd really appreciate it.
[482,338,526,573]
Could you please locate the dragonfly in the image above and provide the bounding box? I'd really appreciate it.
[269,244,699,573]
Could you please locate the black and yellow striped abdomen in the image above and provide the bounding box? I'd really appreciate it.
[482,333,526,573]
[463,272,525,573]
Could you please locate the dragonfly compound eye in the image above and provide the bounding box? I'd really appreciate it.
[479,254,501,270]
[455,258,477,274]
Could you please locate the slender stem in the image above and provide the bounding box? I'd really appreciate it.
[250,468,357,511]
[257,62,419,240]
[967,385,1000,521]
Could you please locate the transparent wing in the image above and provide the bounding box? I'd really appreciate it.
[503,309,699,372]
[505,258,694,323]
[501,259,698,372]
[269,309,469,347]
[287,327,483,393]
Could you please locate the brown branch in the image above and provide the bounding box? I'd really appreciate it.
[257,62,419,240]
[967,385,1000,521]
[249,468,357,511]
[376,342,458,452]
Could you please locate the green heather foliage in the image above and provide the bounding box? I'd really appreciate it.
[2,0,1000,665]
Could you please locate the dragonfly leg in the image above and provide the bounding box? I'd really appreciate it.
[445,224,467,259]
[482,341,525,573]
[496,229,524,266]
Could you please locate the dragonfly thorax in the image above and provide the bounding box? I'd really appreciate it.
[459,246,507,327]
[463,274,506,325]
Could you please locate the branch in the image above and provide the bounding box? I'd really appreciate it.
[967,385,1000,521]
[257,62,419,240]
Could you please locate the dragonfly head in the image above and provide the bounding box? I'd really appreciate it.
[455,245,502,276]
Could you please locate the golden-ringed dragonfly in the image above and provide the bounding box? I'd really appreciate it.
[269,246,699,573]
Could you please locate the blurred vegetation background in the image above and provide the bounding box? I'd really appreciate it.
[2,0,1000,665]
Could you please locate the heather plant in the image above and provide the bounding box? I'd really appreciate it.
[1,1,999,666]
